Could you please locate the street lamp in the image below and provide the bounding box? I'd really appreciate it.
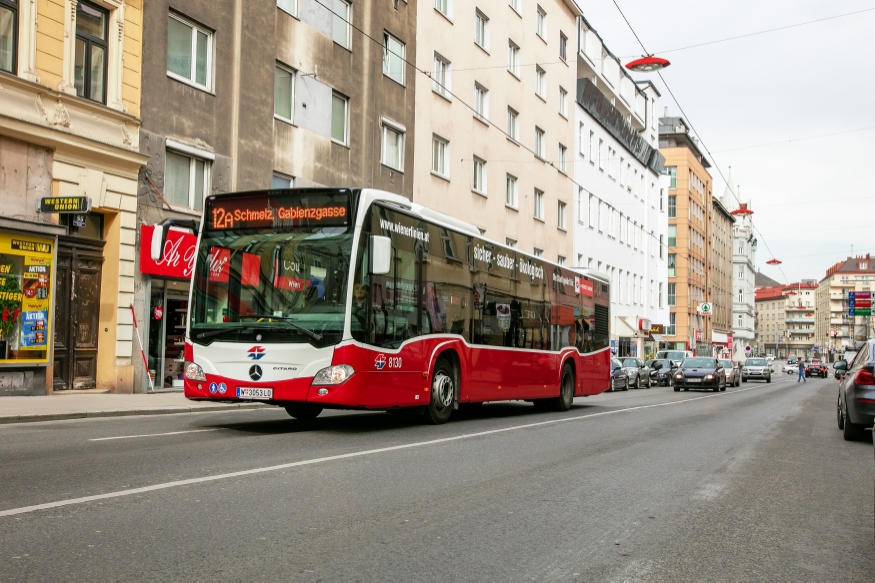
[625,56,671,72]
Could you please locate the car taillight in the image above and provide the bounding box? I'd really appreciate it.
[855,369,875,386]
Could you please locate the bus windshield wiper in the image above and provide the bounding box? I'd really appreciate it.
[239,314,323,341]
[194,322,255,340]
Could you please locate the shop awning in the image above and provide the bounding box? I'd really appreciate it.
[615,317,639,338]
[649,333,664,342]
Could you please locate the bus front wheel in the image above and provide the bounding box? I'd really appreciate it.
[284,403,323,420]
[425,356,456,425]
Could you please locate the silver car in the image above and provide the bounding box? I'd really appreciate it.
[719,359,741,387]
[621,357,651,389]
[835,344,875,441]
[742,357,772,383]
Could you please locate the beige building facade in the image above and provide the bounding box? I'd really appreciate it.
[412,0,583,261]
[711,198,735,355]
[0,0,146,395]
[756,282,817,359]
[815,254,874,354]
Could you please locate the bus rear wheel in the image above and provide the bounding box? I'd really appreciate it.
[284,403,323,420]
[553,365,575,412]
[425,356,456,425]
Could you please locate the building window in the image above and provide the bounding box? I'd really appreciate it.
[533,247,544,258]
[559,32,567,61]
[598,139,604,170]
[474,83,489,121]
[432,53,451,97]
[668,283,676,306]
[667,312,676,336]
[472,157,486,194]
[507,107,519,141]
[738,267,744,279]
[557,144,567,173]
[558,255,566,266]
[668,195,676,218]
[434,0,449,18]
[278,0,297,16]
[509,0,520,12]
[738,289,744,303]
[533,189,544,221]
[536,6,546,38]
[589,131,597,163]
[331,92,349,144]
[659,235,664,258]
[475,10,489,50]
[272,173,294,188]
[558,87,568,117]
[383,32,405,85]
[507,40,520,77]
[274,64,295,122]
[557,201,566,230]
[588,194,597,227]
[381,120,404,170]
[167,12,212,91]
[432,135,449,178]
[506,174,518,208]
[75,1,108,103]
[506,237,517,248]
[738,314,743,328]
[668,253,676,277]
[659,282,664,308]
[667,225,676,247]
[332,0,352,49]
[535,66,546,99]
[165,149,210,210]
[0,0,17,74]
[534,127,545,158]
[667,166,677,189]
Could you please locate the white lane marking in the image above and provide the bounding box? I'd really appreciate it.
[0,384,771,518]
[89,429,219,442]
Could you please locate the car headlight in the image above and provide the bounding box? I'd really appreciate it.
[312,364,355,385]
[184,361,206,381]
[705,374,715,380]
[742,368,749,373]
[675,373,684,380]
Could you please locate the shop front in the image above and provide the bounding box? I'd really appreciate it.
[138,225,195,391]
[712,331,731,359]
[647,323,665,359]
[0,225,61,395]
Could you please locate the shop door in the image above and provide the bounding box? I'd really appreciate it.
[53,246,103,391]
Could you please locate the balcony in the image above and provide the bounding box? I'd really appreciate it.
[785,317,815,324]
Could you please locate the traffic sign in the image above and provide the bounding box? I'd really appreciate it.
[853,308,871,316]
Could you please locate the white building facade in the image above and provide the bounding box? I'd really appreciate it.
[572,22,668,359]
[722,178,757,358]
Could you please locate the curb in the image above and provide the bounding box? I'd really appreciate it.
[0,403,270,425]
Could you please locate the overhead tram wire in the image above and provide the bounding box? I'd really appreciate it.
[310,0,673,256]
[609,0,787,274]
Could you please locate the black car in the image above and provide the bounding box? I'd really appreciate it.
[673,357,726,392]
[805,360,828,378]
[645,359,677,386]
[609,358,630,391]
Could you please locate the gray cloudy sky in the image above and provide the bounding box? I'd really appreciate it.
[579,0,874,284]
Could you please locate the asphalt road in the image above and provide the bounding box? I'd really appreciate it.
[1,373,873,580]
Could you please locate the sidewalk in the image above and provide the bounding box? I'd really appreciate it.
[0,392,268,424]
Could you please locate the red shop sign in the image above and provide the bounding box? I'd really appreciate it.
[139,225,197,279]
[576,278,594,297]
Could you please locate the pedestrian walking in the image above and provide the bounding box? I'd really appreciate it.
[797,359,806,383]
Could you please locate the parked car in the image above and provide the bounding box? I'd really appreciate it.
[805,359,828,378]
[656,350,693,363]
[765,355,776,362]
[609,358,630,391]
[719,359,741,387]
[621,357,652,389]
[835,344,875,441]
[742,357,772,383]
[673,357,727,392]
[646,359,678,386]
[783,363,799,375]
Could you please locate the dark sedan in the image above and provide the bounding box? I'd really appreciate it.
[609,358,630,391]
[645,359,677,386]
[805,360,828,378]
[673,358,727,392]
[835,344,875,441]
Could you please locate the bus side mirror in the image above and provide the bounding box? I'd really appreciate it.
[369,235,392,275]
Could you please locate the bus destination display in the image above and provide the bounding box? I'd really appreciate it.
[208,194,349,230]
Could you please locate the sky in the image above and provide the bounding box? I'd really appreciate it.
[578,0,875,284]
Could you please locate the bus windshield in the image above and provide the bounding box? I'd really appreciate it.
[190,189,355,346]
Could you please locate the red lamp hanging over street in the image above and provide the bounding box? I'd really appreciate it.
[625,56,670,72]
[766,259,782,265]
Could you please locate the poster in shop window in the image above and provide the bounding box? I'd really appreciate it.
[0,233,54,364]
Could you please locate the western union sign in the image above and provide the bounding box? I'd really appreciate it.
[38,196,91,214]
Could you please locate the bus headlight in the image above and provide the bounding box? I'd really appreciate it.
[184,361,206,381]
[313,364,355,385]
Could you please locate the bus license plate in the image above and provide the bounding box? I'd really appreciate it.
[237,387,273,400]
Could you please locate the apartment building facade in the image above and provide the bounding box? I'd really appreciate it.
[658,117,713,355]
[815,254,874,354]
[711,198,735,356]
[0,0,145,395]
[756,282,817,359]
[133,0,418,391]
[412,0,582,260]
[720,171,757,360]
[572,22,667,358]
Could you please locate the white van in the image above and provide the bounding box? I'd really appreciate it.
[656,350,694,364]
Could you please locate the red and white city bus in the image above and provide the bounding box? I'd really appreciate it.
[158,188,611,424]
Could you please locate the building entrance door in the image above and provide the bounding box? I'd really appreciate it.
[53,242,104,391]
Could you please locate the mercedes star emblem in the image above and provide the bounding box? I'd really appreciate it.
[249,365,263,381]
[255,334,262,341]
